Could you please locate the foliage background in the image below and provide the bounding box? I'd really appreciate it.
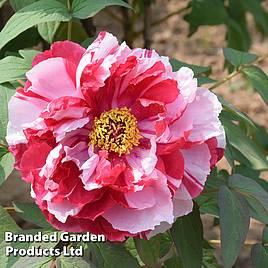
[0,0,268,267]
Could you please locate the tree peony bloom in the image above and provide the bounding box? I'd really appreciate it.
[7,32,225,241]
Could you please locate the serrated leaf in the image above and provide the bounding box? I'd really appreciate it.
[13,202,52,228]
[170,203,203,268]
[38,21,60,43]
[242,65,268,106]
[0,50,40,84]
[0,84,15,141]
[0,0,71,49]
[221,117,268,170]
[0,153,15,186]
[71,0,132,19]
[223,47,257,67]
[134,236,160,267]
[251,244,268,268]
[219,186,250,268]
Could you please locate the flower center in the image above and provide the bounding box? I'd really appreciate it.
[89,107,141,155]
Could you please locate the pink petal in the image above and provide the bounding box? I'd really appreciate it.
[102,171,173,234]
[26,58,78,100]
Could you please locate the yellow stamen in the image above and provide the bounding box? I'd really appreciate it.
[89,107,141,155]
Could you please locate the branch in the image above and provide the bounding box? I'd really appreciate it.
[209,52,268,90]
[143,0,152,49]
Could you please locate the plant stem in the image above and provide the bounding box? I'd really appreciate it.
[134,5,189,38]
[208,70,240,90]
[67,0,72,40]
[3,207,15,212]
[143,0,152,49]
[209,52,268,91]
[151,6,189,27]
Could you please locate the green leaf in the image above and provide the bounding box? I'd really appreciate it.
[242,66,268,106]
[0,147,8,158]
[13,202,52,228]
[221,117,268,170]
[56,255,96,268]
[262,226,268,244]
[195,169,228,217]
[0,153,15,186]
[197,77,216,86]
[242,0,268,35]
[0,84,15,141]
[124,238,144,265]
[219,101,257,133]
[0,205,20,241]
[251,244,268,268]
[229,174,268,224]
[226,18,251,51]
[134,236,160,267]
[184,0,228,35]
[9,0,37,10]
[223,47,257,67]
[159,233,172,258]
[202,248,219,268]
[38,21,60,43]
[171,59,211,76]
[54,20,88,43]
[71,0,132,19]
[170,203,203,268]
[0,229,58,268]
[0,0,71,50]
[88,242,140,268]
[0,50,40,84]
[218,186,250,268]
[0,0,7,8]
[227,0,251,51]
[164,256,183,268]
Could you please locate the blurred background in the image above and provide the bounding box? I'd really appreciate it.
[1,0,268,267]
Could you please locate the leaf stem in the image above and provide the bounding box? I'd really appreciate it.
[134,5,189,38]
[209,52,268,91]
[151,6,189,27]
[3,207,15,212]
[67,0,72,40]
[208,70,240,90]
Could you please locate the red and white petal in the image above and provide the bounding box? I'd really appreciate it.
[47,199,81,223]
[6,96,47,145]
[126,138,157,182]
[102,171,173,234]
[26,58,78,101]
[180,142,211,198]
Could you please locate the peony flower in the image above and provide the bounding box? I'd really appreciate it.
[6,32,225,241]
